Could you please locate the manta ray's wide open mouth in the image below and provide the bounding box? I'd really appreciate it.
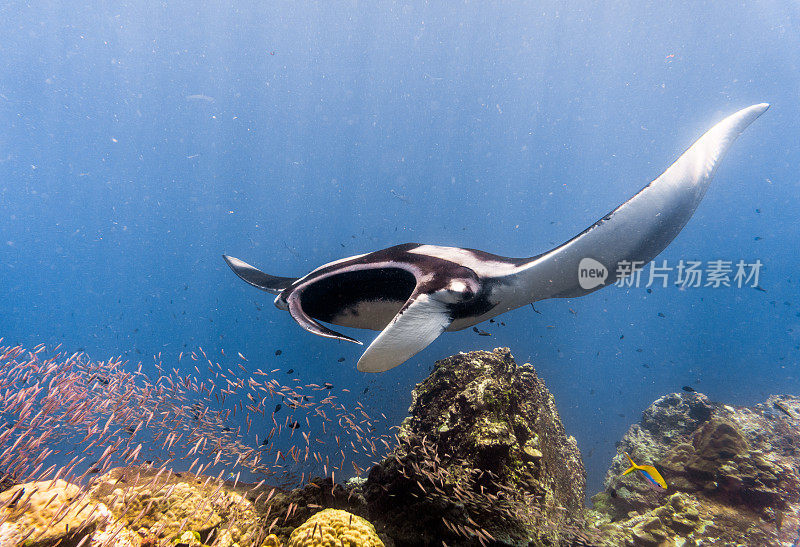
[299,267,417,329]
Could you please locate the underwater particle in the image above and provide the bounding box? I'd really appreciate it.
[186,94,215,102]
[363,387,369,394]
[289,421,301,429]
[324,382,334,389]
[657,312,666,318]
[646,288,652,294]
[287,369,294,374]
[682,386,696,393]
[338,357,346,362]
[275,349,283,356]
[619,334,624,339]
[274,404,282,413]
[755,286,767,292]
[756,208,761,213]
[754,236,763,240]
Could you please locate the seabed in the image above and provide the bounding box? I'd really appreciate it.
[0,344,798,546]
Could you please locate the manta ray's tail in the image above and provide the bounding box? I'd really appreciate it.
[505,103,769,306]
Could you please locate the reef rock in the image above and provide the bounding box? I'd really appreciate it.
[363,348,585,546]
[592,392,800,545]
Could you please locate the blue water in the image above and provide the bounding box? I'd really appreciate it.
[1,2,799,496]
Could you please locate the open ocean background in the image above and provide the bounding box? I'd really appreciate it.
[1,2,798,496]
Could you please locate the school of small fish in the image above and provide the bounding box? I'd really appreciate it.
[0,339,397,534]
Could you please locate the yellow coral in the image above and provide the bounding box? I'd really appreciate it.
[0,479,113,543]
[287,509,384,547]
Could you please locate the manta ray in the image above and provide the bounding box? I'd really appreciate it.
[224,103,768,373]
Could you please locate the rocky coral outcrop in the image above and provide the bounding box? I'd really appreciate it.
[591,392,800,545]
[363,348,585,546]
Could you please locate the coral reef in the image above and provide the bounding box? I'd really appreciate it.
[591,392,800,545]
[363,348,586,545]
[287,509,383,547]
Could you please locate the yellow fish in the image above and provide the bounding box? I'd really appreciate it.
[622,453,667,489]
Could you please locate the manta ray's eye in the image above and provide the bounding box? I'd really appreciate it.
[448,281,467,293]
[446,280,475,299]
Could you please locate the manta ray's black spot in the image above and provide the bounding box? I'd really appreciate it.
[299,267,416,323]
